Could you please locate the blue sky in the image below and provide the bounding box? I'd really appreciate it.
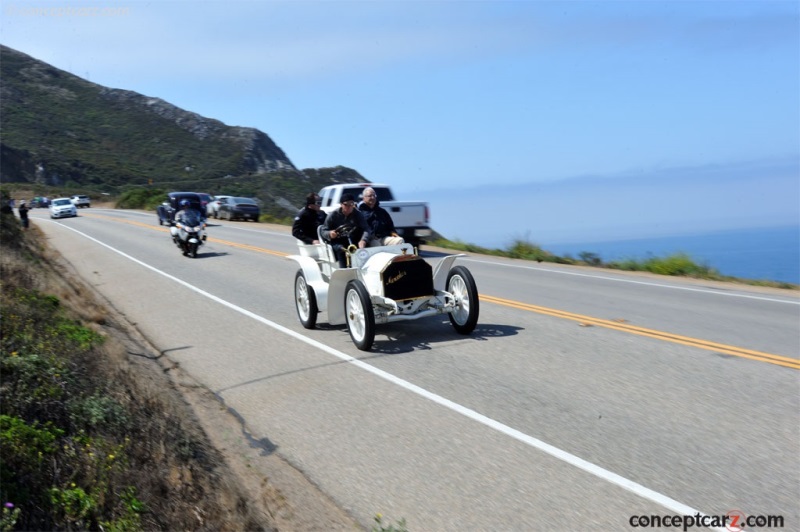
[2,0,798,246]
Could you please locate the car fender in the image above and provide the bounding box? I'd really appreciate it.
[327,268,359,325]
[432,254,466,291]
[287,255,330,311]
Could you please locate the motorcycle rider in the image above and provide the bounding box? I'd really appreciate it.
[321,193,370,267]
[171,199,203,244]
[174,199,203,223]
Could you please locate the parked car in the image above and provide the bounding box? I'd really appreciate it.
[70,194,91,208]
[217,196,260,221]
[156,192,205,226]
[49,197,78,219]
[207,195,232,218]
[31,196,50,208]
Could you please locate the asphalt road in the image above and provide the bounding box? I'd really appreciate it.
[31,208,800,531]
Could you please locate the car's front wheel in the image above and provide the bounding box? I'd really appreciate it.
[294,270,318,329]
[446,265,479,334]
[345,279,375,351]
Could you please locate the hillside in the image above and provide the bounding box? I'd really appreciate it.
[0,45,366,214]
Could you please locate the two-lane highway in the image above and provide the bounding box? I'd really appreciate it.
[31,208,799,530]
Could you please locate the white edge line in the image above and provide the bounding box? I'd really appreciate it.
[52,221,730,531]
[463,257,799,305]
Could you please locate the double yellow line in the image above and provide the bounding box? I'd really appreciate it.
[85,213,290,257]
[481,294,800,369]
[84,212,800,369]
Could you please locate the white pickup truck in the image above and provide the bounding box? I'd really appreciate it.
[317,183,431,247]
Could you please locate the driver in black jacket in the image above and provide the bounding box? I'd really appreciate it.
[321,193,370,267]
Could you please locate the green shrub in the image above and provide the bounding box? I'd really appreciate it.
[579,251,602,266]
[49,485,96,526]
[0,415,64,504]
[608,253,718,278]
[506,239,551,262]
[116,188,165,210]
[1,502,21,531]
[372,513,408,532]
[54,322,103,350]
[67,395,129,432]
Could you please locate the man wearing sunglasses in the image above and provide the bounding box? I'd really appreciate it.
[321,193,371,267]
[292,192,325,245]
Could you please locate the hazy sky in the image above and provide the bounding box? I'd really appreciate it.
[2,0,798,245]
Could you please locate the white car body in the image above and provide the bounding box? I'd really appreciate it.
[49,198,78,219]
[287,229,479,351]
[207,195,232,218]
[70,195,91,208]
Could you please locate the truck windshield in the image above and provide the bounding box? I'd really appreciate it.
[342,187,394,202]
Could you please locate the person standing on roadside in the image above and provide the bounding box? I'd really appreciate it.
[18,201,29,229]
[292,192,325,244]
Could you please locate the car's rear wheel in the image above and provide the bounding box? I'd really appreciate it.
[345,279,375,351]
[447,265,479,334]
[294,270,318,329]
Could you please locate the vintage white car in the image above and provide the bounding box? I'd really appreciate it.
[287,228,479,351]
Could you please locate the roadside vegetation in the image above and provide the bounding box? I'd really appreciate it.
[0,197,271,530]
[430,237,798,290]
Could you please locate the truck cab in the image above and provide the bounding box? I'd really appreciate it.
[318,183,431,248]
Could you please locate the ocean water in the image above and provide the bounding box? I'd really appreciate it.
[543,225,800,285]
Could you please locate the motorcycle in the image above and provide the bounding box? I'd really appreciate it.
[170,211,207,258]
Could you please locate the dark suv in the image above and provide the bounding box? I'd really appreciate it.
[156,192,205,225]
[217,196,260,221]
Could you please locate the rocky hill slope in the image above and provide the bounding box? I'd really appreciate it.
[0,45,365,213]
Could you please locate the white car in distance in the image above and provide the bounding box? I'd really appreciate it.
[49,198,78,219]
[70,195,91,208]
[207,195,232,218]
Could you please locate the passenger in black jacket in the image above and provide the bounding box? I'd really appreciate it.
[292,192,325,244]
[321,193,370,267]
[358,187,404,247]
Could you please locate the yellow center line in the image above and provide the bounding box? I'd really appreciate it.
[82,213,290,257]
[84,212,799,369]
[481,294,800,370]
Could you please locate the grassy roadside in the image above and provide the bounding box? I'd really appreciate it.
[0,207,272,529]
[429,237,798,290]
